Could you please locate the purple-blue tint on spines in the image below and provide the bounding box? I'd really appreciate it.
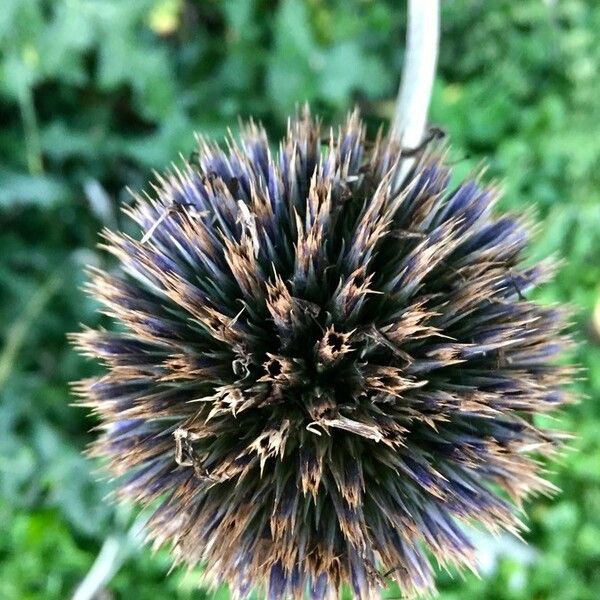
[204,203,238,244]
[201,152,235,183]
[426,224,449,245]
[404,164,449,208]
[108,424,172,445]
[267,161,282,212]
[435,181,486,228]
[458,191,494,232]
[401,456,436,488]
[497,266,541,296]
[112,291,149,312]
[108,433,152,452]
[177,174,212,212]
[442,499,472,518]
[542,390,564,404]
[445,431,488,450]
[167,280,209,310]
[245,138,270,179]
[139,393,188,414]
[444,478,481,505]
[339,131,356,163]
[110,418,145,435]
[310,572,329,600]
[154,225,226,282]
[465,304,528,328]
[233,573,253,600]
[231,552,253,576]
[109,397,138,413]
[199,254,238,288]
[202,509,225,539]
[389,533,431,588]
[268,561,287,600]
[320,148,335,179]
[91,335,155,358]
[419,509,448,546]
[156,214,197,251]
[399,254,418,276]
[224,154,253,200]
[140,316,176,338]
[146,468,194,495]
[401,169,432,208]
[349,552,369,597]
[405,359,452,375]
[423,507,464,544]
[412,395,441,411]
[134,245,181,276]
[512,342,563,364]
[487,420,527,443]
[122,459,168,490]
[520,264,543,281]
[89,379,147,401]
[145,467,193,496]
[278,146,291,184]
[463,374,521,390]
[459,344,504,360]
[469,324,521,341]
[339,132,363,174]
[172,181,205,211]
[438,509,474,549]
[463,217,524,254]
[289,565,302,597]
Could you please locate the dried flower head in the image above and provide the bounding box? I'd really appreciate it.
[72,110,571,599]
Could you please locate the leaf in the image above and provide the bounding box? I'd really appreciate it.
[0,170,71,207]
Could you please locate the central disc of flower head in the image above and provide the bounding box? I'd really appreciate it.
[259,326,359,424]
[73,111,570,600]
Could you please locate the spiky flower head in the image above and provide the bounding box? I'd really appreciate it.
[73,110,571,599]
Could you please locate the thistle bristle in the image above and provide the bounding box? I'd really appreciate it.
[72,109,572,599]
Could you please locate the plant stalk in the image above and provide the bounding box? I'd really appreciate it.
[392,0,440,189]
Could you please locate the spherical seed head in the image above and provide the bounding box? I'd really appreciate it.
[72,110,571,599]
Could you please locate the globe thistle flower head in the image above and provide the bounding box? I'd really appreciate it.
[72,110,571,599]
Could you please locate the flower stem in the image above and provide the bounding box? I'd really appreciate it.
[392,0,440,188]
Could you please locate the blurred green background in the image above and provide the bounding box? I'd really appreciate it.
[1,0,599,598]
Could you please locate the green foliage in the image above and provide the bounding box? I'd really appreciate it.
[1,0,599,598]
